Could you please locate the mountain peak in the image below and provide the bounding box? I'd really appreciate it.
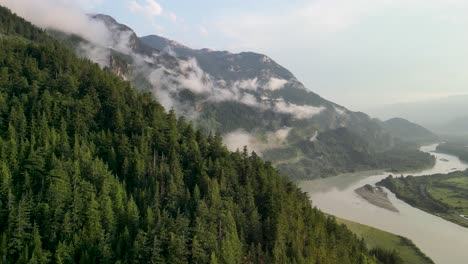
[381,117,438,144]
[47,12,436,180]
[91,14,155,55]
[141,34,191,51]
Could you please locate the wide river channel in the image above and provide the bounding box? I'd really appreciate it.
[299,144,468,264]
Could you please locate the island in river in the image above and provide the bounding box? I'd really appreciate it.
[299,144,468,264]
[378,170,468,228]
[355,184,399,212]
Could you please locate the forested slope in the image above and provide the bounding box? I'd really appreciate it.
[0,6,398,264]
[436,142,468,163]
[380,118,438,145]
[52,15,436,181]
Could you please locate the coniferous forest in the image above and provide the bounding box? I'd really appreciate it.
[0,6,402,263]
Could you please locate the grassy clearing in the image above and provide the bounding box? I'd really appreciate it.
[378,170,468,227]
[337,217,434,264]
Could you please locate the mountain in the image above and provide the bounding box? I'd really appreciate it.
[367,95,468,135]
[437,141,468,162]
[0,6,400,263]
[380,118,439,145]
[48,15,435,179]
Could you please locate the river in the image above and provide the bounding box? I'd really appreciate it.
[299,144,468,264]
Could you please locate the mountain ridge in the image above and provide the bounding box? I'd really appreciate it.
[380,117,439,145]
[367,95,468,130]
[0,5,408,263]
[49,13,435,179]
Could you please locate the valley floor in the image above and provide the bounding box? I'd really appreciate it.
[378,170,468,228]
[336,218,434,264]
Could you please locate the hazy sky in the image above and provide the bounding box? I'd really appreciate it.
[7,0,468,111]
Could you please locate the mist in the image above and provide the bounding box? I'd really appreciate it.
[367,95,468,135]
[3,0,111,46]
[223,127,292,154]
[2,0,331,150]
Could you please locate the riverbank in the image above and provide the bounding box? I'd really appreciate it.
[355,184,399,212]
[436,142,468,163]
[299,143,468,263]
[378,170,468,228]
[336,217,434,264]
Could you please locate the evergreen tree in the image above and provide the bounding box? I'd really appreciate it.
[0,6,404,264]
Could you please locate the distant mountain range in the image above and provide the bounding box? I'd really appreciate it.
[49,14,436,179]
[380,118,439,145]
[368,95,468,136]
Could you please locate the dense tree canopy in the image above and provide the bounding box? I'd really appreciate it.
[0,6,401,263]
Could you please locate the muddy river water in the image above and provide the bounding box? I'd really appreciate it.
[299,144,468,263]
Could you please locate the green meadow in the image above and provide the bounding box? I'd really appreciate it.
[337,218,434,264]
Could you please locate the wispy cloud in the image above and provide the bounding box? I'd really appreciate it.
[168,12,177,22]
[215,0,378,51]
[223,127,292,154]
[216,0,468,51]
[128,0,162,19]
[2,0,111,45]
[204,0,468,109]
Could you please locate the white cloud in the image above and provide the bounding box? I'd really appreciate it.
[210,0,468,110]
[334,106,347,116]
[178,58,212,94]
[4,0,325,121]
[272,127,292,143]
[216,0,380,51]
[217,0,468,51]
[239,93,259,107]
[143,53,325,120]
[266,78,288,91]
[168,12,177,22]
[2,0,111,46]
[223,130,257,152]
[234,78,258,90]
[223,127,292,154]
[128,0,163,19]
[274,100,325,119]
[76,42,110,67]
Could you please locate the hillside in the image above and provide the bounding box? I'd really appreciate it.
[380,118,438,145]
[368,95,468,134]
[0,6,398,264]
[336,218,434,264]
[46,17,436,180]
[436,141,468,163]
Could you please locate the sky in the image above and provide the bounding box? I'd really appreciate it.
[5,0,468,111]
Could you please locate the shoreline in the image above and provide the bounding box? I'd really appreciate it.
[355,184,399,212]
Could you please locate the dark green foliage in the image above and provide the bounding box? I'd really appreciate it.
[266,128,435,180]
[140,32,436,181]
[378,175,450,214]
[369,248,403,264]
[378,170,468,228]
[380,118,439,145]
[375,147,436,173]
[437,142,468,163]
[0,6,404,263]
